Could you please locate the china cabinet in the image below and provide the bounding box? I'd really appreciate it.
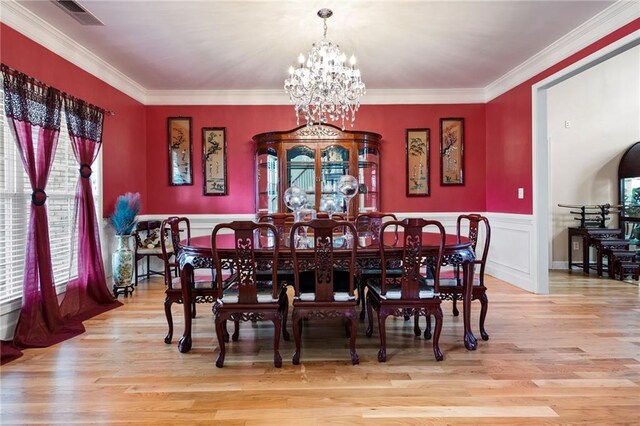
[253,124,382,216]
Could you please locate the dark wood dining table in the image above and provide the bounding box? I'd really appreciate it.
[175,230,478,354]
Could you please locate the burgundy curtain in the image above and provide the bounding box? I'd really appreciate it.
[60,98,121,321]
[2,68,84,349]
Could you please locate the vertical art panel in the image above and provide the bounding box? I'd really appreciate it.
[203,127,227,195]
[168,117,193,185]
[440,118,464,185]
[406,128,430,196]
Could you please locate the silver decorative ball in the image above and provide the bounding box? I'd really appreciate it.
[284,185,307,211]
[337,175,359,199]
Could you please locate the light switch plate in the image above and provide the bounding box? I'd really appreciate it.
[518,188,524,199]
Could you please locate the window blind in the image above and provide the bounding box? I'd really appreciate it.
[0,87,100,305]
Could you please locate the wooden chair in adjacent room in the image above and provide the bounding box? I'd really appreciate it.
[365,218,446,362]
[133,220,166,286]
[211,221,289,368]
[289,219,360,365]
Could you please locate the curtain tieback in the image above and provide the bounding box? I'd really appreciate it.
[31,189,47,206]
[79,164,92,178]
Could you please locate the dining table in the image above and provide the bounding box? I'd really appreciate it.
[175,229,478,354]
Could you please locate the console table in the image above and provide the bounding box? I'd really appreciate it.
[568,227,623,273]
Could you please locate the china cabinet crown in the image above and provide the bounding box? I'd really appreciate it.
[253,124,382,216]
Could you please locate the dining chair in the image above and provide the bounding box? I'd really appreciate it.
[133,220,166,286]
[289,218,360,365]
[257,213,295,242]
[211,221,289,368]
[161,216,236,344]
[354,212,399,319]
[365,218,446,362]
[317,212,346,220]
[418,214,491,341]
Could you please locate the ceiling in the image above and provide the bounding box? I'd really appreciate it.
[11,0,622,96]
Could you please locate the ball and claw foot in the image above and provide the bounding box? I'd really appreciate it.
[292,351,300,365]
[274,352,282,368]
[377,348,387,362]
[215,355,225,368]
[178,336,192,353]
[423,329,431,340]
[464,333,478,351]
[232,330,239,342]
[414,324,421,337]
[481,330,490,341]
[351,351,359,365]
[434,347,444,361]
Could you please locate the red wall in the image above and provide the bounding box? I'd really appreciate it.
[485,19,640,214]
[8,16,635,217]
[145,104,486,214]
[0,23,147,217]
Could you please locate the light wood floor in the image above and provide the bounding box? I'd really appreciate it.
[1,272,639,425]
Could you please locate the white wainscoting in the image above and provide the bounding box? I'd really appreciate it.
[484,213,536,293]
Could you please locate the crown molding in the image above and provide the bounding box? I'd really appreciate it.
[145,88,485,106]
[485,1,640,102]
[362,88,485,105]
[2,0,637,106]
[0,0,147,104]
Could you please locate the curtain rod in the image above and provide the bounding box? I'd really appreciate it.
[0,64,115,116]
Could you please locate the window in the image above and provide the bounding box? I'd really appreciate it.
[0,88,100,306]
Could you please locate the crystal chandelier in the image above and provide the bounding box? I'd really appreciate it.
[284,8,365,129]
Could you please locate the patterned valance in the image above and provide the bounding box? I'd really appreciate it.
[1,64,62,131]
[64,97,104,143]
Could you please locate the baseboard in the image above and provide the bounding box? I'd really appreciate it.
[552,261,569,270]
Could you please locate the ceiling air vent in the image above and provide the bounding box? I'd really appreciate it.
[52,0,104,26]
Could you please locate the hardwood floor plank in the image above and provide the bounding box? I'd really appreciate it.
[1,271,639,425]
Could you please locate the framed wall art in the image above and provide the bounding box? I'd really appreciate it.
[202,127,227,195]
[406,128,430,196]
[440,117,464,185]
[168,117,193,185]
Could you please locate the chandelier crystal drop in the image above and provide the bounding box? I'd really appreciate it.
[284,8,365,129]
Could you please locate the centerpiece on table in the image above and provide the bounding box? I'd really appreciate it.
[109,192,141,297]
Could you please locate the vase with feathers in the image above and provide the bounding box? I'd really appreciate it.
[110,192,141,296]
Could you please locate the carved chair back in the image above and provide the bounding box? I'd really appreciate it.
[289,219,358,303]
[456,214,491,281]
[379,218,445,300]
[211,221,280,304]
[159,217,180,288]
[356,212,398,246]
[258,213,294,243]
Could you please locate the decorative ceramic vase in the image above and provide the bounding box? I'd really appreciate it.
[112,235,134,287]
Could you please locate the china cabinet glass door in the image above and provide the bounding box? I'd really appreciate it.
[286,145,316,209]
[256,147,278,214]
[320,145,350,214]
[358,146,379,213]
